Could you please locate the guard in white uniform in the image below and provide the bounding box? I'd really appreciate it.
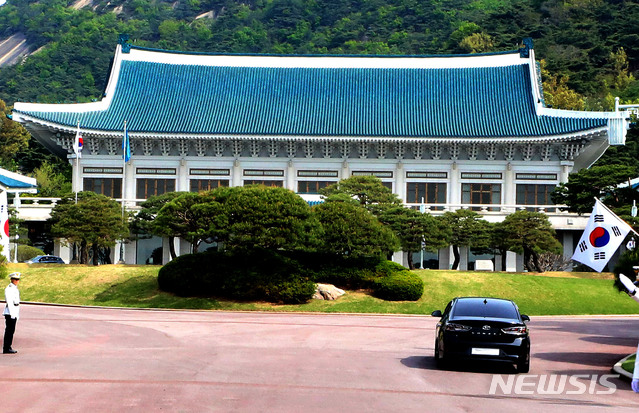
[3,272,21,354]
[619,273,639,391]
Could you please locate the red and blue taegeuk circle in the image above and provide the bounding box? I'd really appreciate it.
[589,227,610,248]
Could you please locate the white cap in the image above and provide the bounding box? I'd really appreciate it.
[9,272,21,280]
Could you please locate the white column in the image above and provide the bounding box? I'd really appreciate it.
[459,245,469,271]
[341,160,349,180]
[123,160,135,207]
[287,160,295,192]
[232,159,242,187]
[449,162,460,208]
[506,251,517,272]
[504,162,515,209]
[395,161,405,201]
[440,246,452,270]
[178,158,188,191]
[562,231,575,261]
[560,161,574,183]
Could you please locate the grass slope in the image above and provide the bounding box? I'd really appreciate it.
[4,264,638,316]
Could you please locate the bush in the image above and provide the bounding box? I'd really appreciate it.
[371,271,424,301]
[158,249,315,304]
[373,260,408,277]
[17,245,45,262]
[261,278,317,304]
[300,254,387,289]
[157,251,224,297]
[159,249,419,303]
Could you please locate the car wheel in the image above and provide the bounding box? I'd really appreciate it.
[434,339,447,369]
[517,352,530,373]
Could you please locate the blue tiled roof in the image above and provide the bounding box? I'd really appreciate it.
[15,57,608,137]
[0,175,36,189]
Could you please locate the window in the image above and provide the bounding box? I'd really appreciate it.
[244,169,284,177]
[461,172,502,180]
[136,168,176,175]
[453,299,519,319]
[352,171,393,178]
[243,180,283,187]
[136,236,163,265]
[406,183,447,205]
[84,178,122,198]
[190,179,229,192]
[298,170,338,178]
[297,181,334,194]
[516,184,557,211]
[190,168,230,176]
[462,183,501,211]
[136,178,175,199]
[411,250,439,269]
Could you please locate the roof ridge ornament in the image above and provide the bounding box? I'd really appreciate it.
[118,34,131,53]
[519,37,534,58]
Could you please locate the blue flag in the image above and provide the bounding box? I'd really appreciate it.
[123,122,131,162]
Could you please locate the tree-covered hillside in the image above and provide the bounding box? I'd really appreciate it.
[0,0,638,180]
[1,0,639,108]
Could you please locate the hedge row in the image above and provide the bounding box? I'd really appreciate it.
[158,249,424,304]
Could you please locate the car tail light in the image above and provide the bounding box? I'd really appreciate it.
[501,326,527,335]
[445,323,472,332]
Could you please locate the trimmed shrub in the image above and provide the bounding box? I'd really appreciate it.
[298,253,387,289]
[158,249,315,304]
[373,260,408,277]
[17,245,45,262]
[372,271,424,301]
[261,278,317,304]
[159,249,419,303]
[157,251,219,297]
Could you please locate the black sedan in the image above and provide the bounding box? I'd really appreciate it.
[431,297,530,373]
[26,255,66,264]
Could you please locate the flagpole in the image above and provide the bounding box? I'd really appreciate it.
[122,120,126,218]
[75,120,81,204]
[119,120,127,264]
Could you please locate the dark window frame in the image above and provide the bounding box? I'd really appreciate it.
[83,177,122,198]
[136,178,176,199]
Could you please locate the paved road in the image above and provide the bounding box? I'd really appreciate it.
[0,33,29,67]
[2,305,639,412]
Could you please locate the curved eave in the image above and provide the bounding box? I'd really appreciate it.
[14,112,608,144]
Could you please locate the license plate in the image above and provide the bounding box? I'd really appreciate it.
[472,348,500,356]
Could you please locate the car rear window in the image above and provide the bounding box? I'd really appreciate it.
[452,299,519,319]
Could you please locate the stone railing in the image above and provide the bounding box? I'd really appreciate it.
[16,197,585,229]
[404,203,569,215]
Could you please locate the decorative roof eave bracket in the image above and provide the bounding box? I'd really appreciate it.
[14,114,608,146]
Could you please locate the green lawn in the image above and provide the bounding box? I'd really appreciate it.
[622,355,636,375]
[5,263,639,316]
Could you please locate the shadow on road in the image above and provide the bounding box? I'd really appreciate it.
[534,351,622,367]
[401,355,517,374]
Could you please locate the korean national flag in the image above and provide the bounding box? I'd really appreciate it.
[572,199,633,272]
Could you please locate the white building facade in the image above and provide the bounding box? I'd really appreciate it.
[11,38,629,269]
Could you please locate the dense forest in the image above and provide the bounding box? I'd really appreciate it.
[0,0,638,176]
[2,0,639,106]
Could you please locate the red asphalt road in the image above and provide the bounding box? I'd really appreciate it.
[2,304,639,412]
